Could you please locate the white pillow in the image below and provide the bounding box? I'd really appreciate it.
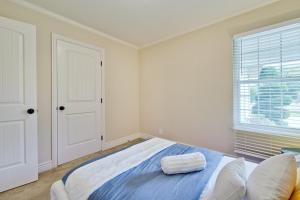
[211,158,246,200]
[161,152,206,175]
[247,154,297,200]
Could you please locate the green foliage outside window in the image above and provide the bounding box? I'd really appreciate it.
[251,67,299,125]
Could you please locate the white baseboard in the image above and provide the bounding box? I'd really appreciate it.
[139,132,155,139]
[38,160,53,173]
[102,133,148,150]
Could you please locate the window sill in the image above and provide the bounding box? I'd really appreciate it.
[233,124,300,139]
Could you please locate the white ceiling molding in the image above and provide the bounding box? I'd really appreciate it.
[140,0,280,48]
[10,0,280,49]
[10,0,139,49]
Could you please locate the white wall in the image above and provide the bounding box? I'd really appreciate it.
[0,0,140,164]
[140,0,300,154]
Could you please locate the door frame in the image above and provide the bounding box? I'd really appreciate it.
[51,33,105,168]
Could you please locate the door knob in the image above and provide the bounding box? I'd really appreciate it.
[59,106,65,111]
[27,108,35,114]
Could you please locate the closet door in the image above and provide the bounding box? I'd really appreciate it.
[0,17,37,192]
[56,38,103,165]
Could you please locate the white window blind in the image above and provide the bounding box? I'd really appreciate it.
[234,20,300,136]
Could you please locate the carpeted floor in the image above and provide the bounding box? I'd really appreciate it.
[0,139,143,200]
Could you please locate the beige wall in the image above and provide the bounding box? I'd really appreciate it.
[0,0,140,164]
[1,0,300,164]
[140,0,300,154]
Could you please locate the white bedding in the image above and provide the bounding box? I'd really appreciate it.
[50,138,257,200]
[64,138,175,200]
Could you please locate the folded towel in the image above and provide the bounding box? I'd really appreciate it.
[161,152,206,175]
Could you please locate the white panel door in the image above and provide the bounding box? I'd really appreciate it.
[57,39,103,165]
[0,17,37,192]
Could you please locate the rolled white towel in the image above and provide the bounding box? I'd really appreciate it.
[161,152,206,175]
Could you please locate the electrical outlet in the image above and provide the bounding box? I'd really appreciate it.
[158,128,164,135]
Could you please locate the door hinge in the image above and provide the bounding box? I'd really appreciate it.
[100,61,102,66]
[101,98,103,103]
[101,135,103,141]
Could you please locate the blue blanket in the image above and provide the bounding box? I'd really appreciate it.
[63,143,223,200]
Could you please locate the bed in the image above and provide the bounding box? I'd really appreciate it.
[50,138,257,200]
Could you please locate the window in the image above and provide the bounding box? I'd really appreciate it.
[233,20,300,135]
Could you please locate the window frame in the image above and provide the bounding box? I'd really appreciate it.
[233,17,300,137]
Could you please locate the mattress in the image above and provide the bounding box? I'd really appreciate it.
[50,139,257,200]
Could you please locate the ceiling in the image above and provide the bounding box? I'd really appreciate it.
[22,0,278,48]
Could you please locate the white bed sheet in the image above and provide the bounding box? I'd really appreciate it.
[50,156,257,200]
[65,138,175,200]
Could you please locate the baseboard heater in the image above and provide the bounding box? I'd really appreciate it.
[234,131,300,159]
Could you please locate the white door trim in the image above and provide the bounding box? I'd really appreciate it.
[51,33,105,168]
